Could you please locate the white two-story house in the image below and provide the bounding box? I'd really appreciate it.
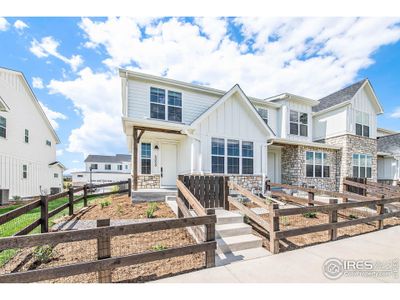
[71,154,131,186]
[0,67,65,203]
[120,69,391,192]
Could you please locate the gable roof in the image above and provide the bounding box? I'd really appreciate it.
[84,154,131,163]
[49,161,67,170]
[377,133,400,157]
[313,79,367,113]
[0,96,10,112]
[190,84,276,137]
[0,67,61,143]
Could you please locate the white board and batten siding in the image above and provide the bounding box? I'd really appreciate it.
[127,79,220,124]
[313,105,348,141]
[193,93,269,175]
[0,69,63,200]
[280,99,313,142]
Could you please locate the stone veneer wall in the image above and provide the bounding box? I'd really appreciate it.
[281,144,339,191]
[323,134,378,190]
[137,175,161,189]
[229,175,263,192]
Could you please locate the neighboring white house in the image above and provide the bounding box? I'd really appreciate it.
[0,67,65,203]
[120,69,396,191]
[71,154,131,186]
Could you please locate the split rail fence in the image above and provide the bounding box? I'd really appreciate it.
[0,179,132,237]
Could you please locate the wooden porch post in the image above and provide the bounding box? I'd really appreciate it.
[133,127,138,191]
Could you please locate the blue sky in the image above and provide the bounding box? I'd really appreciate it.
[0,17,400,173]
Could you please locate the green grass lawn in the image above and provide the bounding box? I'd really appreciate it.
[0,195,102,267]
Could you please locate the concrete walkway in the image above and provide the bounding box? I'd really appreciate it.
[157,226,400,283]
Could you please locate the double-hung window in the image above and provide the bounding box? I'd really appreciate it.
[105,164,111,170]
[290,110,308,137]
[22,165,27,179]
[0,116,6,138]
[90,164,98,170]
[24,129,29,143]
[306,151,330,178]
[141,143,151,174]
[242,141,254,174]
[167,91,182,122]
[227,139,239,174]
[211,138,225,174]
[355,110,370,137]
[257,108,268,124]
[150,87,182,122]
[352,154,372,178]
[150,87,166,120]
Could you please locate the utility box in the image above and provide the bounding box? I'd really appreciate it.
[0,189,10,205]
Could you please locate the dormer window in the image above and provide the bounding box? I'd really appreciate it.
[150,87,182,122]
[355,110,370,138]
[290,110,308,137]
[257,108,268,124]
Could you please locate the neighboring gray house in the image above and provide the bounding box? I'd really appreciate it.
[120,70,395,192]
[377,133,400,183]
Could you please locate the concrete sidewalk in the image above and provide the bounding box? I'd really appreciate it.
[157,226,400,283]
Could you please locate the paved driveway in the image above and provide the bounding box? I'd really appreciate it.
[157,226,400,283]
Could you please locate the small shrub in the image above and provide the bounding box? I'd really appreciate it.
[12,195,22,202]
[303,212,317,218]
[281,216,290,226]
[349,214,358,219]
[111,185,120,193]
[151,244,167,251]
[117,204,124,215]
[146,202,159,218]
[33,245,55,264]
[100,200,111,209]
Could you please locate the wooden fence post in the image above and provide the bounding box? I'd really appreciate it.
[342,181,348,203]
[307,192,315,206]
[97,219,111,283]
[68,187,74,216]
[223,176,229,210]
[205,208,216,268]
[127,178,132,198]
[376,195,385,230]
[40,195,49,233]
[177,175,184,218]
[83,184,88,207]
[269,203,280,254]
[328,199,338,240]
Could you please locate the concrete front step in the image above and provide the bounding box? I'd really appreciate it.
[217,234,263,253]
[216,223,253,238]
[215,209,244,225]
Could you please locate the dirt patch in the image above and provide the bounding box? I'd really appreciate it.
[55,194,175,223]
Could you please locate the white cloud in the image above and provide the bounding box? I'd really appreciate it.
[79,17,400,99]
[47,67,124,156]
[14,20,29,31]
[56,149,64,156]
[0,17,9,31]
[30,36,84,71]
[32,77,44,89]
[39,101,67,130]
[390,108,400,118]
[72,160,80,163]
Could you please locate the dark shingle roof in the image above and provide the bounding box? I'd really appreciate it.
[377,133,400,156]
[84,154,131,163]
[312,79,367,113]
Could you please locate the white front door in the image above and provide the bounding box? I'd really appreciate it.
[161,143,177,187]
[267,152,276,183]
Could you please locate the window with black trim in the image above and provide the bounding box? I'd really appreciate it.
[141,143,151,174]
[242,141,254,174]
[211,138,225,174]
[290,110,308,137]
[305,151,329,178]
[352,153,372,178]
[355,110,370,137]
[0,116,6,138]
[227,139,239,174]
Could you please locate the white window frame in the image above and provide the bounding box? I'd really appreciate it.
[167,90,182,123]
[150,87,183,123]
[305,151,329,178]
[46,140,52,146]
[105,164,112,170]
[22,164,27,179]
[140,142,152,175]
[352,153,372,178]
[355,110,370,137]
[24,129,29,143]
[289,110,308,137]
[210,137,254,175]
[90,164,98,170]
[257,107,268,124]
[0,116,6,138]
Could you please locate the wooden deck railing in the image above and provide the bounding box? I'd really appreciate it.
[0,215,216,283]
[0,179,132,236]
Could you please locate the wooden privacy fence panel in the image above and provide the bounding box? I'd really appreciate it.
[0,215,216,283]
[0,179,132,237]
[179,175,228,209]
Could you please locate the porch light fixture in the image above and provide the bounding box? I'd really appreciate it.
[154,145,159,167]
